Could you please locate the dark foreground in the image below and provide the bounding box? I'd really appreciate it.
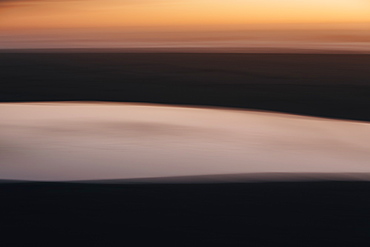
[1,52,370,121]
[1,181,370,246]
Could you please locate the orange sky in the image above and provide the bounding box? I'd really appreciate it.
[0,0,369,49]
[1,0,370,29]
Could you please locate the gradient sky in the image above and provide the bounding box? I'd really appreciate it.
[0,0,370,49]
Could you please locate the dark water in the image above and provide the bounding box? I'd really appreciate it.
[1,181,370,246]
[1,52,370,121]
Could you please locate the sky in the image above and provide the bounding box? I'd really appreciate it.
[0,0,370,50]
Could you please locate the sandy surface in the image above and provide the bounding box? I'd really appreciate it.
[1,102,370,181]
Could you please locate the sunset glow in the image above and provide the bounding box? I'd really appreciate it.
[2,0,370,28]
[1,0,370,50]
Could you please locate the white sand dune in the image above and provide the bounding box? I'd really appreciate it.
[0,102,369,181]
